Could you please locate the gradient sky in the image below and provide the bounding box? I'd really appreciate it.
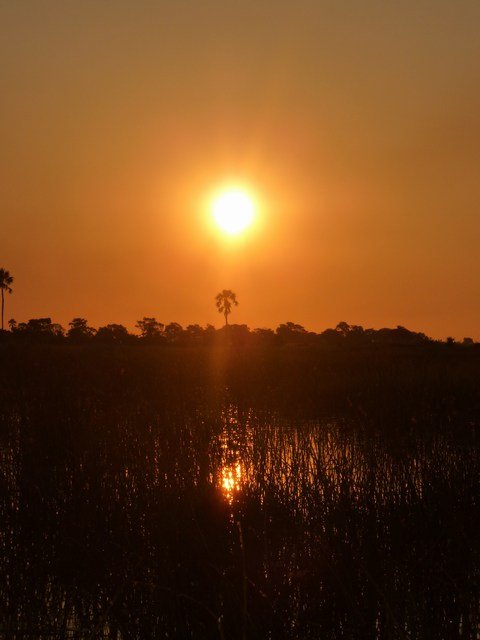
[2,1,480,338]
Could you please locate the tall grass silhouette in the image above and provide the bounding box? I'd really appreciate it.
[0,343,479,638]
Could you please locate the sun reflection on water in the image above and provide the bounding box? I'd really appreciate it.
[220,461,242,503]
[213,405,251,503]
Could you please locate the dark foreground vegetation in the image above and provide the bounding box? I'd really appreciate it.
[1,341,480,638]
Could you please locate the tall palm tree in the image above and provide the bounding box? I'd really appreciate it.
[215,289,238,326]
[0,268,13,331]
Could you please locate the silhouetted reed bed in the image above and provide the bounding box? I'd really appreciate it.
[0,344,479,638]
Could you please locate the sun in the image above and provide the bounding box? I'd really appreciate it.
[212,189,255,235]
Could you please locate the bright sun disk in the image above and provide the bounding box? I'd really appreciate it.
[212,189,255,235]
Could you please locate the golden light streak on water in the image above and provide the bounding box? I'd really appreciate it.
[220,461,242,503]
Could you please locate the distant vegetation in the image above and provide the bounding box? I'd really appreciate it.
[1,316,476,347]
[0,268,13,330]
[215,289,239,325]
[0,269,475,346]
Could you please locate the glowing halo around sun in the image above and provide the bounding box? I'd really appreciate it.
[212,189,255,235]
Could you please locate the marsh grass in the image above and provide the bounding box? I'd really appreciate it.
[0,344,479,638]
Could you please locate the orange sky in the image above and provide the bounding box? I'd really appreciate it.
[2,1,480,339]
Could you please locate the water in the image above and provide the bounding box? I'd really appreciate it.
[0,398,479,639]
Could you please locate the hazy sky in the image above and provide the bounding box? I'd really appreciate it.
[2,1,480,338]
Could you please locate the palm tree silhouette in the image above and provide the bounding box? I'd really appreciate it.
[0,268,13,331]
[215,290,238,326]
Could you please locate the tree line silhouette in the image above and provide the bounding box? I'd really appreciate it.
[0,268,475,346]
[1,317,476,347]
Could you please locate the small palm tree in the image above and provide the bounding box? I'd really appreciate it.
[215,289,238,326]
[0,268,13,331]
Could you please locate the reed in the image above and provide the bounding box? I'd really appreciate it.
[0,343,478,638]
